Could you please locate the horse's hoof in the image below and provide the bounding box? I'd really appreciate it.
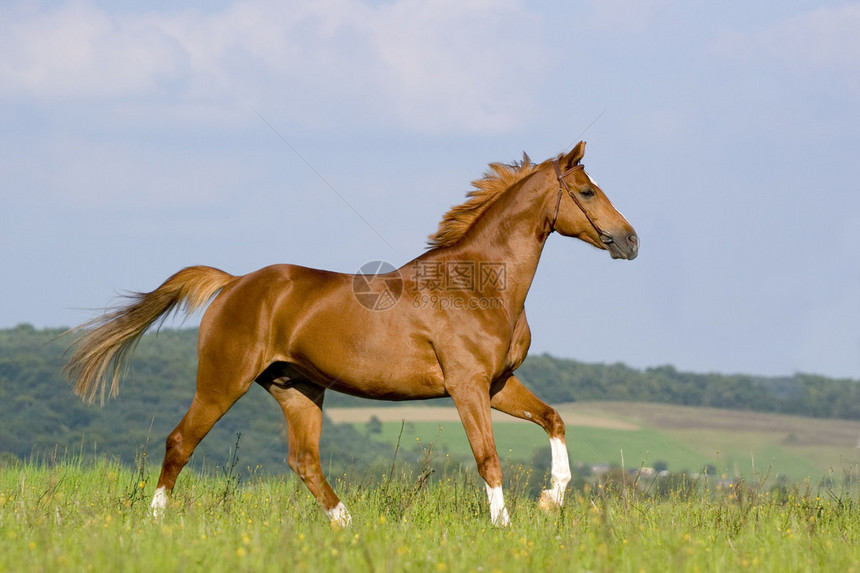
[491,509,511,527]
[327,502,352,528]
[539,489,562,512]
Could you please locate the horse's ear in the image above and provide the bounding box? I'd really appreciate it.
[522,151,532,166]
[562,141,586,169]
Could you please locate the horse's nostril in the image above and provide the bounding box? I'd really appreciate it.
[628,234,639,248]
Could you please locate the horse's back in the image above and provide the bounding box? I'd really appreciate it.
[201,262,444,397]
[197,262,345,353]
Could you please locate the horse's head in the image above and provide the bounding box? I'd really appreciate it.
[548,141,638,260]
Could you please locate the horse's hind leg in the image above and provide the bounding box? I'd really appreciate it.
[490,375,570,510]
[260,379,349,526]
[151,359,253,515]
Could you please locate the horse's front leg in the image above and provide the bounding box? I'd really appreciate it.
[449,382,510,527]
[490,375,570,510]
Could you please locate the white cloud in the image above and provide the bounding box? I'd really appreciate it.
[0,0,546,134]
[760,4,860,72]
[584,0,671,34]
[712,4,860,93]
[0,1,187,98]
[365,0,545,132]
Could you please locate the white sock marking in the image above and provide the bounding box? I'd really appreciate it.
[326,502,352,526]
[540,437,571,509]
[484,482,510,526]
[150,486,168,517]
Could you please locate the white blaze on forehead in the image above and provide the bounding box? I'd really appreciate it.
[584,169,631,221]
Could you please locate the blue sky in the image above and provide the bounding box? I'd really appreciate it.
[1,0,858,379]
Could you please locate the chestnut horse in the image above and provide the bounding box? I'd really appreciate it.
[64,141,638,526]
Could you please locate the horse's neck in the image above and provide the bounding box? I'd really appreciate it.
[426,172,553,312]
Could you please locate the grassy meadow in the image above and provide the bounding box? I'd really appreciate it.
[4,401,860,571]
[2,457,860,572]
[330,402,860,484]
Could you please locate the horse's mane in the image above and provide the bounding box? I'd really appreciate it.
[427,154,542,248]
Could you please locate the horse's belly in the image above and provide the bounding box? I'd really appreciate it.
[270,285,448,400]
[321,361,446,401]
[326,375,446,401]
[292,338,446,401]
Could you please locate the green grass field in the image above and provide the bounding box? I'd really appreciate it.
[362,421,832,483]
[2,459,860,572]
[367,421,710,471]
[333,402,860,484]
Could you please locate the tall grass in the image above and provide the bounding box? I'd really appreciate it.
[1,454,859,572]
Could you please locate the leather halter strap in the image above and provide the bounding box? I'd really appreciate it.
[550,159,605,238]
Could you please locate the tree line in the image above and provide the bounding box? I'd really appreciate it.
[1,324,858,472]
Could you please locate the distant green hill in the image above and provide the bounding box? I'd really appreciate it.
[1,324,859,475]
[0,325,392,474]
[327,402,860,484]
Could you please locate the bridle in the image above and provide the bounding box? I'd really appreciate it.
[550,159,608,242]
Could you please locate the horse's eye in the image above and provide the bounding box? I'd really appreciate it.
[580,188,595,198]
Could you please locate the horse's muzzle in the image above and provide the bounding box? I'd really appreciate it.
[602,231,639,260]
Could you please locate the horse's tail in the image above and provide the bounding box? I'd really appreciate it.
[64,266,237,404]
